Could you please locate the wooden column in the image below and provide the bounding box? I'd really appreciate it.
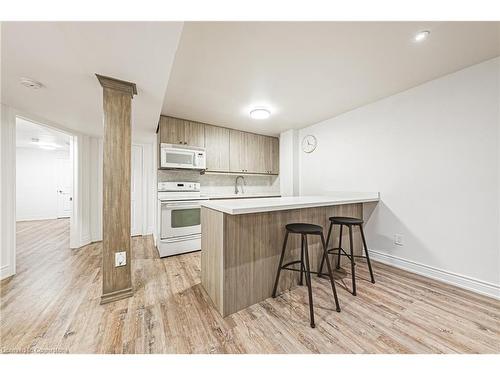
[96,74,137,304]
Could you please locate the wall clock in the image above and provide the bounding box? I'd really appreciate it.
[302,135,317,153]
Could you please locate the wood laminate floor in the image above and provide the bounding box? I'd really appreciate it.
[1,219,499,354]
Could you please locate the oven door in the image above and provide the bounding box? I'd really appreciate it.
[160,201,202,240]
[160,148,196,169]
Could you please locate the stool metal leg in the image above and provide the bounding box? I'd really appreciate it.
[359,224,375,284]
[320,233,341,313]
[348,225,356,296]
[336,224,343,269]
[272,231,289,298]
[318,221,333,278]
[302,234,315,328]
[299,235,305,286]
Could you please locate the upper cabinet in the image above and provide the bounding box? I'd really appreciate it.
[159,116,205,147]
[159,116,184,145]
[229,130,279,174]
[262,136,279,175]
[205,125,230,172]
[229,130,248,173]
[157,116,279,175]
[184,120,205,148]
[269,136,279,175]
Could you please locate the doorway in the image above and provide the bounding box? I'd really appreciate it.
[56,157,73,218]
[15,117,74,274]
[131,144,144,237]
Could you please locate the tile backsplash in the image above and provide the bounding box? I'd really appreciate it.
[158,170,280,196]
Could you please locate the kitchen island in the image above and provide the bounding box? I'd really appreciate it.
[200,193,380,317]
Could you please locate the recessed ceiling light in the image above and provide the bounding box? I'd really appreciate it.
[20,77,43,89]
[250,108,271,120]
[414,30,430,42]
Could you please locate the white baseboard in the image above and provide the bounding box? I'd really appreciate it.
[369,249,500,300]
[80,235,91,247]
[16,215,58,222]
[1,264,15,280]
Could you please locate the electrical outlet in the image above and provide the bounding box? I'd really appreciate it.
[394,234,404,246]
[115,251,126,267]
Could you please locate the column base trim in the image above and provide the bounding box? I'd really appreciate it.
[100,287,133,305]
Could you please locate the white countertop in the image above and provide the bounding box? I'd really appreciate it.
[158,192,280,202]
[201,192,380,215]
[203,193,281,200]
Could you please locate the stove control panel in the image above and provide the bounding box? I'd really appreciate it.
[158,181,200,192]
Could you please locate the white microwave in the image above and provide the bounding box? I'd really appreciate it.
[160,143,206,170]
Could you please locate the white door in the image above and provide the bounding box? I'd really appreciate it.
[131,145,143,236]
[56,158,73,218]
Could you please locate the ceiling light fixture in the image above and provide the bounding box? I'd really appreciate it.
[32,140,60,149]
[39,145,57,151]
[414,30,430,42]
[250,108,271,120]
[20,77,43,89]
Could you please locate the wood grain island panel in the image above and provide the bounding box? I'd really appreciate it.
[201,195,379,316]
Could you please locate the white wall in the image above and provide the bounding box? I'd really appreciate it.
[279,129,300,196]
[89,137,156,242]
[1,103,98,279]
[1,104,17,279]
[1,102,157,280]
[297,57,500,296]
[16,147,70,221]
[89,137,103,242]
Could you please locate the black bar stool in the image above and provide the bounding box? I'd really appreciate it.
[318,217,375,296]
[272,223,341,328]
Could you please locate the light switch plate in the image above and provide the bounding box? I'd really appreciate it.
[115,251,126,267]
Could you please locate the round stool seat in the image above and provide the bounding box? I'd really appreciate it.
[286,223,323,234]
[329,216,363,225]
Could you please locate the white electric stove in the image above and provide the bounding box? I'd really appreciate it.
[157,182,208,258]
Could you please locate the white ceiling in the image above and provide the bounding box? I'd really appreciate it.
[163,21,500,136]
[1,22,184,139]
[16,117,71,151]
[2,22,499,140]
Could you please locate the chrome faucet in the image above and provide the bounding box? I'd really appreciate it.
[234,175,246,194]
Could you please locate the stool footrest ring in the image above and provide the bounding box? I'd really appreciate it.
[327,247,369,259]
[281,260,302,269]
